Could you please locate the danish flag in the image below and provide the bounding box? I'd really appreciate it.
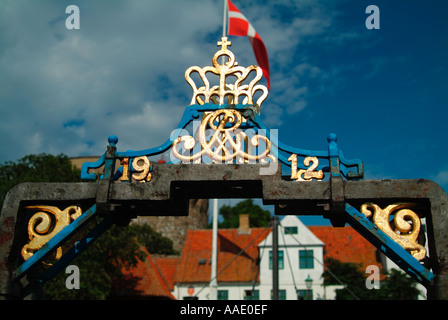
[227,0,270,90]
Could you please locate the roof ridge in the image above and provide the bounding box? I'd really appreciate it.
[143,249,176,299]
[151,254,175,295]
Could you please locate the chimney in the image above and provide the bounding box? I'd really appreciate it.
[238,214,251,234]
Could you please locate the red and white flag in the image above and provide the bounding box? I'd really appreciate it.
[227,0,270,90]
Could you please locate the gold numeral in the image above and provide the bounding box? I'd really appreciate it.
[119,156,151,182]
[288,155,324,181]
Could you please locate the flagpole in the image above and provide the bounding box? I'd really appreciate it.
[222,0,227,37]
[210,198,218,300]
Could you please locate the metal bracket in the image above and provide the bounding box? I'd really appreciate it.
[345,203,434,286]
[13,205,98,282]
[326,134,346,226]
[95,136,118,216]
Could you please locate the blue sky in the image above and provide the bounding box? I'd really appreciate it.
[1,0,447,225]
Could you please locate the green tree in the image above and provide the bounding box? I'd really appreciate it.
[43,223,147,299]
[216,199,271,228]
[323,257,368,300]
[0,153,81,207]
[130,223,179,255]
[323,257,421,300]
[374,269,421,300]
[42,222,178,299]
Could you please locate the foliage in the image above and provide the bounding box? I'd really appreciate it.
[373,268,421,300]
[129,223,178,255]
[43,223,145,300]
[43,222,177,300]
[0,153,81,206]
[323,257,421,300]
[216,199,271,228]
[323,257,366,298]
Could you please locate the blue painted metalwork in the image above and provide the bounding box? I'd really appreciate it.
[80,153,105,180]
[81,103,364,181]
[13,204,97,281]
[5,103,436,295]
[345,203,434,286]
[67,102,434,289]
[38,216,115,283]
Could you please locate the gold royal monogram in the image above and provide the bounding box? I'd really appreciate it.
[185,37,268,109]
[173,37,274,164]
[172,109,275,163]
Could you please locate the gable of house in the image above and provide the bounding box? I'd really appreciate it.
[258,215,325,248]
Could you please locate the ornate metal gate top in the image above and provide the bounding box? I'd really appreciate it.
[1,37,447,300]
[80,37,363,183]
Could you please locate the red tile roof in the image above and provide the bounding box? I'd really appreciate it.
[309,226,383,272]
[117,224,384,298]
[175,228,270,284]
[153,256,180,291]
[119,248,177,299]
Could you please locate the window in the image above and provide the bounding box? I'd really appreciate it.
[269,250,284,269]
[218,290,228,300]
[244,290,259,300]
[284,226,298,235]
[271,289,286,300]
[297,289,313,300]
[299,250,314,269]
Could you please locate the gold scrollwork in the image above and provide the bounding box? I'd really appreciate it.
[360,203,426,261]
[172,109,275,164]
[120,156,152,182]
[288,155,324,181]
[22,205,82,264]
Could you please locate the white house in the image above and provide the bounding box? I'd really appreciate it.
[117,214,427,300]
[171,215,344,300]
[257,215,340,300]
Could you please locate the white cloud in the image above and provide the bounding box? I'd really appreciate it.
[432,170,448,188]
[0,0,222,161]
[25,133,44,155]
[0,0,361,162]
[262,104,284,127]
